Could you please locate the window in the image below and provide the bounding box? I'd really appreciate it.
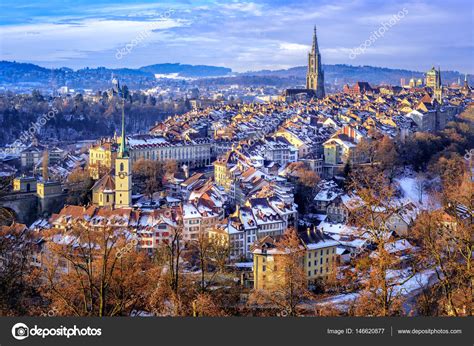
[262,265,266,272]
[308,252,312,259]
[314,260,317,266]
[320,258,323,264]
[308,271,311,276]
[120,163,124,172]
[326,249,329,255]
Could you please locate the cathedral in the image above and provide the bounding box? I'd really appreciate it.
[284,26,325,101]
[425,66,442,103]
[306,26,325,98]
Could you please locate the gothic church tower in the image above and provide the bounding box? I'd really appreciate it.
[306,26,325,99]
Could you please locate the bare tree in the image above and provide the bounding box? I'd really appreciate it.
[39,220,153,316]
[189,229,230,292]
[412,172,473,316]
[250,228,312,316]
[348,166,414,316]
[0,223,39,315]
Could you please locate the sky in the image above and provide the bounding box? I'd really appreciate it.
[0,0,473,73]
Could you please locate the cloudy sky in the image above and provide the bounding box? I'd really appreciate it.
[0,0,472,73]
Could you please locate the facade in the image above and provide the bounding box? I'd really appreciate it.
[36,181,62,198]
[252,229,339,290]
[228,196,298,259]
[88,140,117,179]
[125,135,212,168]
[13,176,37,193]
[91,174,115,207]
[20,144,45,169]
[425,66,442,103]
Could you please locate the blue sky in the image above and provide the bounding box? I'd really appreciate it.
[0,0,472,73]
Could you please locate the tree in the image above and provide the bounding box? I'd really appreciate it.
[0,224,39,315]
[376,136,398,180]
[288,162,320,214]
[42,151,49,181]
[163,159,178,176]
[412,172,473,316]
[132,159,164,200]
[39,221,153,316]
[428,153,465,187]
[0,175,15,226]
[355,137,377,164]
[347,166,413,316]
[249,228,312,316]
[154,222,185,294]
[66,167,94,205]
[189,229,230,292]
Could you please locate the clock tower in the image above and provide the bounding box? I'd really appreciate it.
[115,89,132,208]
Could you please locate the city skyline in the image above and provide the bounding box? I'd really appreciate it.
[0,0,473,73]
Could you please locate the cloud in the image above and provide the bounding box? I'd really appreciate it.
[0,0,472,73]
[279,43,310,51]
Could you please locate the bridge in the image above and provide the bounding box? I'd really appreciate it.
[0,191,67,225]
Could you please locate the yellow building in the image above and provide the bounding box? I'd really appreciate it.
[13,176,37,193]
[252,229,339,290]
[213,147,248,193]
[88,141,117,179]
[275,129,309,158]
[91,174,115,207]
[37,181,62,198]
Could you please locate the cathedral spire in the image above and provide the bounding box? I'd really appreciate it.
[306,25,325,98]
[312,25,319,53]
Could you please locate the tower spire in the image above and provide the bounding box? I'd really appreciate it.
[117,80,128,158]
[306,25,325,98]
[312,25,319,52]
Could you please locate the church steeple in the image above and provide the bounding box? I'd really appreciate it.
[312,25,319,53]
[118,96,128,158]
[306,25,325,99]
[113,77,132,208]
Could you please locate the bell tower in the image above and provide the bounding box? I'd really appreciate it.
[115,81,132,208]
[306,26,325,99]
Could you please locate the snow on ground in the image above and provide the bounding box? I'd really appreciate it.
[395,176,439,210]
[312,269,436,310]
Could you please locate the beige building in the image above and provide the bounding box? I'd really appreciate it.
[252,229,339,290]
[88,141,117,179]
[13,176,37,193]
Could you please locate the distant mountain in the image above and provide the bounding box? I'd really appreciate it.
[0,61,232,91]
[0,61,470,92]
[139,63,232,78]
[242,64,472,86]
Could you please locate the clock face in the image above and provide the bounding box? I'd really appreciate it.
[118,172,126,179]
